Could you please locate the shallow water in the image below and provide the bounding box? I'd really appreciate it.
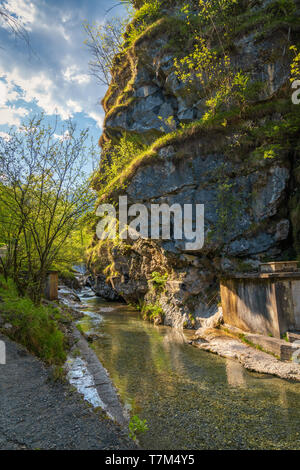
[78,296,300,450]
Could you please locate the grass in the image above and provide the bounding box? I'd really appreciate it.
[98,111,233,200]
[0,275,67,365]
[150,271,168,290]
[142,302,164,322]
[99,88,299,203]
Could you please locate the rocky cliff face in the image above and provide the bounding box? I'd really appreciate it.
[89,0,300,329]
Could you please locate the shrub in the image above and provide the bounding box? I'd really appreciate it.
[125,0,162,46]
[0,276,66,365]
[142,302,164,322]
[151,271,168,289]
[129,415,148,440]
[97,133,146,190]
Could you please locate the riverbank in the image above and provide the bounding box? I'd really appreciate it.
[0,332,136,450]
[75,297,300,449]
[66,325,128,426]
[0,277,136,450]
[192,327,300,382]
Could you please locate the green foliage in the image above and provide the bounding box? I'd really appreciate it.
[158,115,177,132]
[142,302,164,321]
[76,323,84,334]
[0,115,95,302]
[0,275,66,365]
[96,132,146,193]
[125,0,162,46]
[198,0,244,23]
[215,165,242,241]
[203,71,249,121]
[133,0,162,23]
[151,271,168,289]
[51,365,67,382]
[188,313,196,328]
[266,0,296,16]
[252,144,282,160]
[129,415,148,441]
[290,45,300,81]
[282,332,290,342]
[174,1,250,120]
[247,107,300,162]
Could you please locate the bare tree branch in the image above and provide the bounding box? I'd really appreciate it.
[0,5,29,46]
[83,17,127,86]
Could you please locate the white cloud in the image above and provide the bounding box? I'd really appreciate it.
[0,80,19,104]
[66,99,82,113]
[0,0,110,132]
[0,66,103,128]
[63,65,90,85]
[0,68,73,120]
[88,111,104,128]
[54,129,72,141]
[0,104,27,126]
[0,131,11,141]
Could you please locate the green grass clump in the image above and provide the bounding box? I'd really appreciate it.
[125,1,163,47]
[129,415,148,441]
[142,302,164,322]
[0,276,66,365]
[151,271,168,289]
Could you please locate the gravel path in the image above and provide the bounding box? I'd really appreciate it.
[0,333,136,450]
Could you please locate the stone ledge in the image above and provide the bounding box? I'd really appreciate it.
[220,324,300,361]
[243,333,300,361]
[191,328,300,381]
[287,331,300,343]
[221,271,300,280]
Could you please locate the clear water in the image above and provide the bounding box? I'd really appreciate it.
[78,296,300,450]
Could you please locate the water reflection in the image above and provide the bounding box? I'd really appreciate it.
[79,297,300,450]
[226,359,246,388]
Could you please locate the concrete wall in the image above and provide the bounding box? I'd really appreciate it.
[291,280,300,330]
[221,274,300,338]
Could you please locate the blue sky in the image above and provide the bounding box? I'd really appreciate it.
[0,0,126,171]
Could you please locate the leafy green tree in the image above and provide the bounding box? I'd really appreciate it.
[0,115,95,301]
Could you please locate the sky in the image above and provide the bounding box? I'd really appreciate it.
[0,0,126,171]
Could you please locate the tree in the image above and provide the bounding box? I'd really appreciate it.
[83,17,128,86]
[120,0,143,7]
[0,5,29,45]
[0,115,95,302]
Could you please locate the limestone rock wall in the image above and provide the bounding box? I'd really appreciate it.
[90,0,300,328]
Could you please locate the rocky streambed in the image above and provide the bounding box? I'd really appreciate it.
[66,283,300,450]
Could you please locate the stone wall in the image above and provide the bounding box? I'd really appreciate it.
[89,0,300,329]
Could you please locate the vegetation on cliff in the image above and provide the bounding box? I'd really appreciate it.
[85,0,300,328]
[91,0,300,204]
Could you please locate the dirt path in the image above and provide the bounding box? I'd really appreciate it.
[0,333,136,450]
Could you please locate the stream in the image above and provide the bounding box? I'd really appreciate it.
[76,288,300,450]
